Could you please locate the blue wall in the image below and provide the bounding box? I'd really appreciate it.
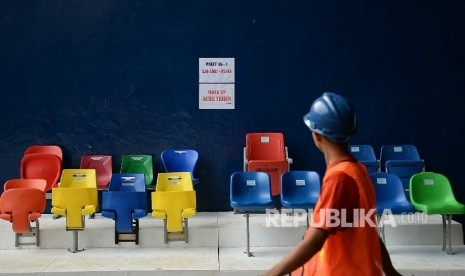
[1,1,465,218]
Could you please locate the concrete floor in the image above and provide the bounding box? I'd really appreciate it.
[0,212,464,275]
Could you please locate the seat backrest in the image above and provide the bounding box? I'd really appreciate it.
[246,133,286,161]
[120,154,153,187]
[380,145,420,167]
[349,145,377,162]
[155,172,193,192]
[108,173,146,192]
[24,145,63,161]
[0,187,46,233]
[410,172,457,205]
[161,149,198,174]
[370,172,409,203]
[20,153,62,192]
[4,179,47,192]
[59,169,97,188]
[230,171,272,203]
[280,171,320,207]
[80,155,112,189]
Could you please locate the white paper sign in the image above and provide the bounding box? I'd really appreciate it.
[199,83,235,109]
[199,58,235,83]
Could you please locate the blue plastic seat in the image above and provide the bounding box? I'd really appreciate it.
[380,145,425,197]
[101,173,147,244]
[371,172,415,215]
[161,149,199,186]
[370,172,415,242]
[230,171,274,213]
[280,171,320,210]
[348,145,380,174]
[230,171,274,257]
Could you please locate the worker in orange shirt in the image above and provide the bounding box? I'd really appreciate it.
[264,92,401,276]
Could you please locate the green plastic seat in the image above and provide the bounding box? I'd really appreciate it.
[410,172,465,254]
[120,154,154,188]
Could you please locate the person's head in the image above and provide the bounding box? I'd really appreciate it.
[303,92,357,150]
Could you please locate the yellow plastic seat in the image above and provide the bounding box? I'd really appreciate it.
[51,169,98,252]
[151,172,196,243]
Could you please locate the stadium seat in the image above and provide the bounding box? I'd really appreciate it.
[380,145,425,198]
[349,145,380,174]
[80,155,112,190]
[101,173,147,244]
[161,149,199,185]
[410,172,465,254]
[23,145,63,161]
[0,179,47,247]
[280,171,320,227]
[370,172,415,242]
[230,171,274,256]
[121,154,154,189]
[51,169,98,252]
[151,172,196,243]
[20,153,62,192]
[244,133,292,197]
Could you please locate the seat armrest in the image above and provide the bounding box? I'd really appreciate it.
[182,208,196,218]
[133,209,147,219]
[285,147,293,165]
[0,213,12,222]
[81,205,96,215]
[29,212,42,221]
[101,210,116,219]
[152,210,166,219]
[51,206,66,216]
[243,147,248,171]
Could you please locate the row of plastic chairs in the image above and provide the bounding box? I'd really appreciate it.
[14,145,199,191]
[372,171,465,254]
[0,169,196,251]
[82,149,199,190]
[230,169,465,256]
[230,171,320,256]
[350,144,425,198]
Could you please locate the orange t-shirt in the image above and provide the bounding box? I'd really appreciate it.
[292,156,383,276]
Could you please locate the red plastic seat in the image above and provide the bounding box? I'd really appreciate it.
[80,155,112,189]
[0,179,47,234]
[244,133,292,196]
[24,145,63,161]
[20,153,62,192]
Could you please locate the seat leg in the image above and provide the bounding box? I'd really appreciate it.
[376,214,385,243]
[184,218,189,243]
[447,215,454,255]
[14,220,40,247]
[34,220,40,247]
[68,230,84,253]
[245,213,253,257]
[14,233,19,247]
[306,210,309,229]
[134,219,139,245]
[442,215,446,252]
[163,219,168,244]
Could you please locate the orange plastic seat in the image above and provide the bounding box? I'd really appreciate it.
[0,179,47,246]
[24,145,63,161]
[244,133,293,196]
[20,153,62,192]
[80,155,112,189]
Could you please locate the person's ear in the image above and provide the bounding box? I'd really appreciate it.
[312,132,322,142]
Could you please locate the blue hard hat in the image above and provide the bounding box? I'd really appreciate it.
[303,92,357,144]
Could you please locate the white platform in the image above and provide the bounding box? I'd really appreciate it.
[0,212,464,275]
